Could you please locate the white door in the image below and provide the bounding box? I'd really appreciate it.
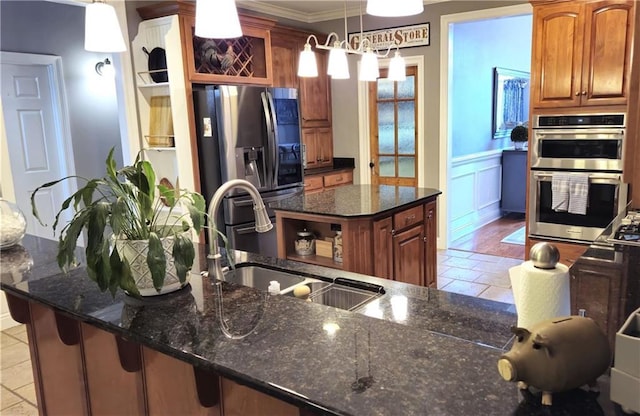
[1,53,76,241]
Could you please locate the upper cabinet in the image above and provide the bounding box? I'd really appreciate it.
[531,0,635,109]
[181,14,275,85]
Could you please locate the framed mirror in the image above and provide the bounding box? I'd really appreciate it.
[492,67,530,139]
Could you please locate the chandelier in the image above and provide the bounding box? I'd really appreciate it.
[297,2,409,82]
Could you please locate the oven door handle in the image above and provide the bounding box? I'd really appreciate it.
[532,172,622,183]
[535,129,625,137]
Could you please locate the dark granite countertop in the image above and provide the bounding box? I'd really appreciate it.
[270,185,441,217]
[0,235,618,415]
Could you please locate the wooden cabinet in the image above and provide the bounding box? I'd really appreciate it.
[393,224,426,287]
[531,0,635,109]
[570,258,625,349]
[180,14,275,85]
[302,127,333,169]
[324,170,353,188]
[374,204,432,287]
[526,237,588,267]
[276,197,438,286]
[271,27,333,171]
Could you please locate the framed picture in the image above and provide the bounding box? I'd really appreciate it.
[492,67,530,139]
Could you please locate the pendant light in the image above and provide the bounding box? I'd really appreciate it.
[297,1,406,82]
[195,0,242,39]
[387,51,406,81]
[367,0,424,17]
[359,47,380,82]
[84,0,126,53]
[327,43,350,79]
[298,44,318,77]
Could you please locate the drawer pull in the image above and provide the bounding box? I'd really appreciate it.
[405,214,416,224]
[335,176,343,182]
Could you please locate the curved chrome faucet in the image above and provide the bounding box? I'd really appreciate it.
[207,179,273,282]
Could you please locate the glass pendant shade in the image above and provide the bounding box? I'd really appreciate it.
[297,44,318,77]
[367,0,423,17]
[195,0,242,39]
[328,47,350,79]
[388,51,406,81]
[84,1,126,52]
[359,50,379,81]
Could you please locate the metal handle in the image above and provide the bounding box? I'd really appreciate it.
[533,172,621,181]
[423,236,427,243]
[575,91,581,96]
[261,92,277,188]
[581,91,587,96]
[265,91,280,188]
[405,214,416,224]
[535,129,624,136]
[391,229,396,236]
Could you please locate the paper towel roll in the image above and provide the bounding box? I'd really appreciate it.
[509,260,571,329]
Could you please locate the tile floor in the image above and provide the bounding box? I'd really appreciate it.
[0,248,518,414]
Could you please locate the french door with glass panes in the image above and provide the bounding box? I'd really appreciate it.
[368,66,418,186]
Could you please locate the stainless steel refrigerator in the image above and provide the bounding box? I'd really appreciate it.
[193,85,304,257]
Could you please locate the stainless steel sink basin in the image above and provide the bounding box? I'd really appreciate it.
[285,278,384,311]
[222,265,306,292]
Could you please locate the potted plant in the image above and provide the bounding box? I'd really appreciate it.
[510,125,528,150]
[31,148,206,297]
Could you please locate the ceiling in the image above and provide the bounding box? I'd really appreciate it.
[236,1,441,23]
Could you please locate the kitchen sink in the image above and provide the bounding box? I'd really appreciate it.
[286,278,385,312]
[222,265,307,292]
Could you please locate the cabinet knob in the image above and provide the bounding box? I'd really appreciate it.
[581,91,587,96]
[391,229,396,236]
[423,236,427,243]
[575,91,581,96]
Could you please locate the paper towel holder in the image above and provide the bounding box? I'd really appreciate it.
[530,242,560,269]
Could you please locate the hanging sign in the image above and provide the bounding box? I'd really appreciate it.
[348,23,430,51]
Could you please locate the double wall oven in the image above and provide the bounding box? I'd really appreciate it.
[528,114,628,243]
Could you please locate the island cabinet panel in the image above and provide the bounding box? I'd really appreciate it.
[82,324,146,415]
[275,194,438,287]
[221,377,299,416]
[425,200,437,288]
[29,303,89,415]
[393,224,426,287]
[531,0,635,109]
[143,347,221,415]
[373,216,394,279]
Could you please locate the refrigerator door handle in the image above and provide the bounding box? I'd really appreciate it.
[265,91,280,188]
[261,92,277,188]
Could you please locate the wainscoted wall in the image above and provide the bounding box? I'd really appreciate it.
[449,150,503,242]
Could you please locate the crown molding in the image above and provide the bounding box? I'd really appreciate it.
[237,1,365,23]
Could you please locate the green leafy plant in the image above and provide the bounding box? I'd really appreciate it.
[510,125,528,143]
[31,148,206,297]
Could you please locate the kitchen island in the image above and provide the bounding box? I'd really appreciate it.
[0,235,618,415]
[271,185,441,287]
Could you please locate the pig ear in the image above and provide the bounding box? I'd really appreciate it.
[532,334,553,357]
[510,326,531,341]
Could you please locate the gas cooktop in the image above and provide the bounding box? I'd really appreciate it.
[609,210,640,245]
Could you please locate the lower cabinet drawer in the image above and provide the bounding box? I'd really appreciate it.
[304,176,324,191]
[393,205,424,230]
[324,171,353,187]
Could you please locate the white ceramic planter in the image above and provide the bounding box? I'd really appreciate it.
[115,233,191,296]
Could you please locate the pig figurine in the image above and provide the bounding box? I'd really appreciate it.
[497,316,611,406]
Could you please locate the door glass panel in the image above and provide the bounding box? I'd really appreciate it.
[398,157,415,178]
[397,75,415,99]
[398,102,415,153]
[377,78,394,99]
[379,156,395,177]
[378,102,395,153]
